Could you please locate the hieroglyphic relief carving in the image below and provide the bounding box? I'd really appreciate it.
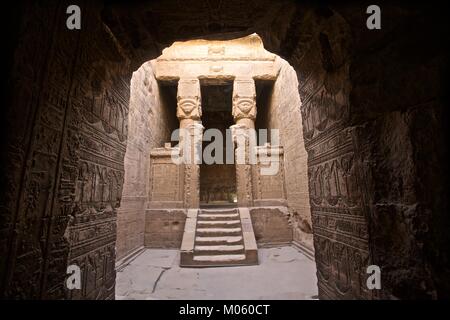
[309,153,361,210]
[301,84,349,144]
[175,78,203,208]
[67,84,129,300]
[297,11,373,300]
[0,2,90,299]
[177,78,202,121]
[306,122,372,299]
[182,123,204,208]
[230,78,258,207]
[62,8,131,300]
[153,34,280,81]
[230,124,254,207]
[232,78,257,122]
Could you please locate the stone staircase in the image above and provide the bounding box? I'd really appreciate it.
[180,207,258,267]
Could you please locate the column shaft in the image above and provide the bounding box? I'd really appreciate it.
[231,77,257,207]
[177,78,203,208]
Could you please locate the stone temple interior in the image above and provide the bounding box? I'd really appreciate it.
[0,0,449,301]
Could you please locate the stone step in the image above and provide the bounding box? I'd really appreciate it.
[200,208,237,215]
[193,254,246,263]
[198,213,239,220]
[195,244,245,255]
[180,208,258,267]
[197,220,241,228]
[196,227,242,236]
[195,236,243,245]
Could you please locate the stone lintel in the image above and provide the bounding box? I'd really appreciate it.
[152,34,280,82]
[154,60,280,81]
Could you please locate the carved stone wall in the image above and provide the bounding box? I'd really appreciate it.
[148,146,185,207]
[116,62,170,259]
[116,62,177,260]
[0,1,132,299]
[259,59,313,250]
[1,1,448,300]
[345,5,450,299]
[250,207,293,245]
[144,209,186,248]
[63,4,131,300]
[1,1,78,299]
[200,164,236,203]
[251,145,286,205]
[291,8,374,300]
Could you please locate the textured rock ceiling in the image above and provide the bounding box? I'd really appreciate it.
[102,0,297,68]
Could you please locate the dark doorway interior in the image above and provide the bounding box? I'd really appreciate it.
[200,84,237,206]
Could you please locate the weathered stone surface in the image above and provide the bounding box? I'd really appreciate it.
[250,207,293,245]
[1,0,448,300]
[144,209,186,248]
[255,58,312,250]
[1,0,131,300]
[116,247,317,300]
[181,207,258,267]
[117,61,178,260]
[153,34,280,81]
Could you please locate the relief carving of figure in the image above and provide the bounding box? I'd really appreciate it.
[232,95,256,121]
[177,96,202,120]
[333,242,351,295]
[232,78,256,122]
[302,103,314,141]
[177,78,202,120]
[340,154,359,207]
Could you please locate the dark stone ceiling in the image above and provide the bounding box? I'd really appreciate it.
[101,0,298,69]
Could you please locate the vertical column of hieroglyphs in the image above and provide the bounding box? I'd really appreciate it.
[177,78,203,208]
[0,1,84,299]
[231,77,257,207]
[63,2,131,300]
[297,10,373,300]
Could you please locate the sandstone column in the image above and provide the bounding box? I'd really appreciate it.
[177,78,204,208]
[230,77,257,207]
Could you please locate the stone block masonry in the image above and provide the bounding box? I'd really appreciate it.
[144,209,187,248]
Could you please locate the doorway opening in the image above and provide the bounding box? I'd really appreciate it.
[199,83,236,207]
[115,34,316,299]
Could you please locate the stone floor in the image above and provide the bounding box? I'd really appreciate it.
[116,246,318,300]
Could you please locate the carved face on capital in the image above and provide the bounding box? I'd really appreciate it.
[236,97,254,113]
[177,96,202,120]
[179,98,197,113]
[232,95,256,122]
